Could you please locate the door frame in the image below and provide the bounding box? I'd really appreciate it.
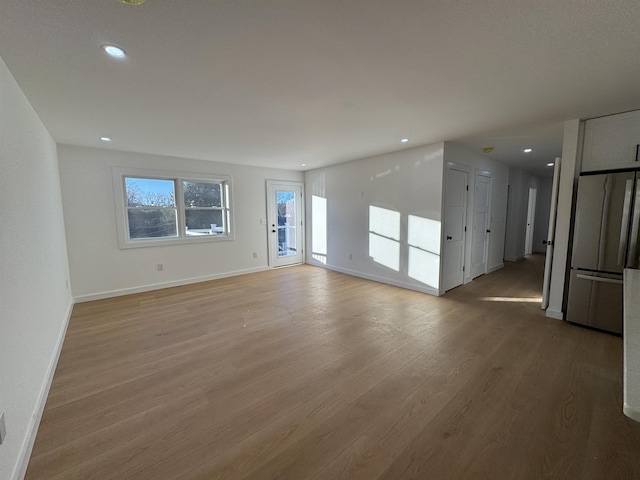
[266,180,305,268]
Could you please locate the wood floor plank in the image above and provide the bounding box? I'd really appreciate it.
[25,255,640,480]
[176,390,348,480]
[310,434,394,480]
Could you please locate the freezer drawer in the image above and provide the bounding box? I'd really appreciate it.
[566,270,623,334]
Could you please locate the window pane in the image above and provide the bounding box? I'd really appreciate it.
[184,209,224,234]
[127,208,178,239]
[125,178,175,207]
[277,190,297,257]
[183,181,222,208]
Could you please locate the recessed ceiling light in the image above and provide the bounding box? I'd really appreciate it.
[100,136,112,142]
[547,162,554,167]
[523,148,533,153]
[102,45,126,58]
[301,163,307,167]
[401,138,409,143]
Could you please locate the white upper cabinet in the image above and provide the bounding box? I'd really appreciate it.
[582,110,640,172]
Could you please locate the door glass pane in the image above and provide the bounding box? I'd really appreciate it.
[277,190,297,257]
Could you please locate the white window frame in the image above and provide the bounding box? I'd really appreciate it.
[112,167,234,249]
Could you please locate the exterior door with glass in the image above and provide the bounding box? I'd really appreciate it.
[267,181,304,267]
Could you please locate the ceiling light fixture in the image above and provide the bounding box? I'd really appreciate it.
[102,45,126,58]
[524,148,533,153]
[547,162,554,167]
[483,147,494,154]
[401,138,409,143]
[100,136,112,142]
[301,163,307,167]
[117,0,146,5]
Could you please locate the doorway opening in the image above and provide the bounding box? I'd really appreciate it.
[267,180,304,268]
[525,187,537,256]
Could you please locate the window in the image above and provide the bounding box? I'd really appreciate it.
[182,181,227,236]
[113,168,233,248]
[125,178,178,239]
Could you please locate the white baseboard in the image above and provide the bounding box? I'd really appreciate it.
[545,308,564,320]
[487,263,504,273]
[623,403,640,423]
[13,297,74,480]
[307,261,440,297]
[74,266,270,303]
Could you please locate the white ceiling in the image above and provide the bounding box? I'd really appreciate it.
[2,1,640,177]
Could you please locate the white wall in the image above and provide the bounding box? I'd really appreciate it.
[305,143,445,295]
[443,142,509,279]
[0,57,73,480]
[58,145,303,300]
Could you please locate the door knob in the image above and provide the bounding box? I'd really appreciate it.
[272,229,276,233]
[486,229,491,233]
[446,235,452,240]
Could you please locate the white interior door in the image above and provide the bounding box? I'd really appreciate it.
[542,157,561,310]
[442,167,468,292]
[525,187,537,256]
[471,173,492,279]
[267,181,304,267]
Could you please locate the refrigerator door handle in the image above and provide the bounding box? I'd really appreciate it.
[599,176,613,271]
[576,274,624,285]
[618,179,634,266]
[628,180,640,269]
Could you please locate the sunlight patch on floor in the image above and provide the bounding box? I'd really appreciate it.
[479,296,542,303]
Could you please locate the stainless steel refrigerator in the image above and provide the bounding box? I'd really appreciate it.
[567,170,640,334]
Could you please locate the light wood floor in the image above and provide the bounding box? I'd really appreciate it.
[26,255,640,479]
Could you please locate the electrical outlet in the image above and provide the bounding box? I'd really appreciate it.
[157,263,164,271]
[0,411,6,445]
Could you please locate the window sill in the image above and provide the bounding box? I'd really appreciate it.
[118,233,234,249]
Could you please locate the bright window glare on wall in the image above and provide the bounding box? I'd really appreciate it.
[369,233,400,271]
[369,205,401,271]
[408,215,440,255]
[312,195,327,264]
[369,206,401,240]
[407,215,441,289]
[408,247,439,289]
